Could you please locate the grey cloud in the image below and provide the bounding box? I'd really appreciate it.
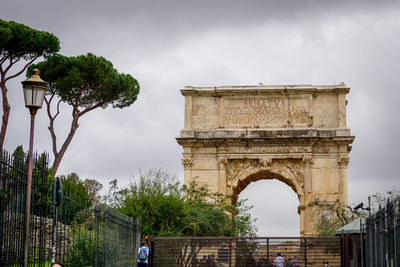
[2,0,400,236]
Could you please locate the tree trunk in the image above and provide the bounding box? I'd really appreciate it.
[0,82,10,151]
[51,116,79,174]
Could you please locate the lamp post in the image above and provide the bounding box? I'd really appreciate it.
[354,202,371,267]
[21,68,48,267]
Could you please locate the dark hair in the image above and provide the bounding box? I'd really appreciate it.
[141,242,145,246]
[277,252,281,256]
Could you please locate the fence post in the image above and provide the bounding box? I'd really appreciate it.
[103,209,107,267]
[229,240,232,267]
[304,238,307,267]
[360,218,364,267]
[393,202,397,267]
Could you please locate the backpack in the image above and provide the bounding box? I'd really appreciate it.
[138,247,148,262]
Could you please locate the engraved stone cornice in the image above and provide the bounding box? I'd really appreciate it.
[338,156,350,167]
[181,84,350,96]
[177,130,355,148]
[181,158,193,168]
[180,129,354,139]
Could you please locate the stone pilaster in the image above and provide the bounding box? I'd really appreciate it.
[217,157,228,195]
[338,155,350,205]
[181,158,193,186]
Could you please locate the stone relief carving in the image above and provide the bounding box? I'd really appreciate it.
[225,159,259,187]
[289,105,312,125]
[225,158,306,196]
[181,158,193,168]
[259,158,272,170]
[338,156,349,167]
[273,159,306,193]
[217,158,228,170]
[312,145,330,153]
[223,98,311,127]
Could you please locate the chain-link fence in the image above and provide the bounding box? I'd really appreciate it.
[0,150,140,266]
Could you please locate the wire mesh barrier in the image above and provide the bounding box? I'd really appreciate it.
[0,150,140,266]
[153,237,342,267]
[365,199,400,267]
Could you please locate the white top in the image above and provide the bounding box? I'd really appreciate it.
[273,256,285,267]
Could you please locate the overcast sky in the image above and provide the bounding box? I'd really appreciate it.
[2,0,400,236]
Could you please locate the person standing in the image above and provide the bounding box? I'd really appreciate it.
[138,242,151,267]
[291,255,300,267]
[273,252,285,267]
[324,261,330,267]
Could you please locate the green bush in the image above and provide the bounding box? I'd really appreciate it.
[67,227,103,267]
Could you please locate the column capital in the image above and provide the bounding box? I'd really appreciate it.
[338,155,349,168]
[181,158,193,168]
[217,157,228,170]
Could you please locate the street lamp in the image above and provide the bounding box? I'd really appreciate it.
[21,68,48,267]
[354,200,371,267]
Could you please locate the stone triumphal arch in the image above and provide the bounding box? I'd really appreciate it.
[176,84,354,236]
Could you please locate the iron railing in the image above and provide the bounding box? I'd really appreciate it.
[0,150,49,266]
[153,236,342,267]
[0,150,140,266]
[366,198,400,267]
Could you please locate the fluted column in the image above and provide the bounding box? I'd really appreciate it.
[217,157,228,195]
[338,155,350,205]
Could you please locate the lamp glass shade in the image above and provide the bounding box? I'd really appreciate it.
[23,85,46,108]
[22,69,48,110]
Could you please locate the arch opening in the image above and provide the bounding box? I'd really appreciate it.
[231,170,301,204]
[238,177,300,236]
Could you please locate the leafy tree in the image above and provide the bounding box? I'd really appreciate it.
[27,53,139,174]
[308,199,357,236]
[58,172,91,224]
[83,178,103,204]
[309,190,400,236]
[6,146,52,217]
[0,20,60,149]
[107,169,257,237]
[369,189,400,212]
[12,145,25,165]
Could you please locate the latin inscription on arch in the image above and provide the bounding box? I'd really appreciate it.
[222,97,312,128]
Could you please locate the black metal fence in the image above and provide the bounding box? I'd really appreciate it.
[0,150,140,266]
[365,199,400,267]
[153,237,341,267]
[0,150,49,265]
